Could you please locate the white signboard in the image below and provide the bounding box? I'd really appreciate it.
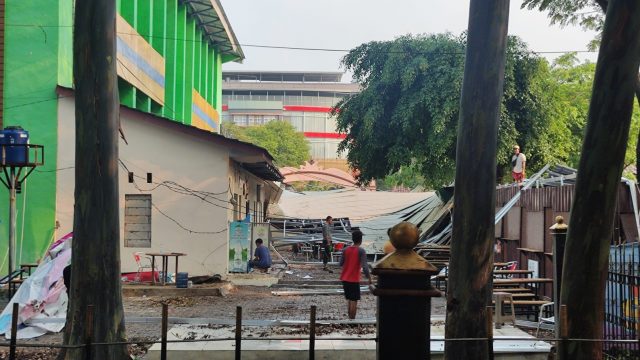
[528,259,539,287]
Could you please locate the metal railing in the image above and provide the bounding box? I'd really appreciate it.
[3,303,640,359]
[605,242,640,359]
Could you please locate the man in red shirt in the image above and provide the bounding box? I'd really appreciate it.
[339,230,372,319]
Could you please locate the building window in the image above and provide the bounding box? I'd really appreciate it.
[232,194,238,220]
[253,201,259,223]
[124,194,152,248]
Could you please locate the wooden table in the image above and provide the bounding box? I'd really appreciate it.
[19,263,38,277]
[145,252,186,285]
[444,262,510,267]
[493,269,534,278]
[493,278,552,285]
[494,278,553,298]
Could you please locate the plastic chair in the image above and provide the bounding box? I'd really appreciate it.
[133,252,158,283]
[536,302,555,337]
[493,292,516,328]
[332,251,342,263]
[300,244,314,261]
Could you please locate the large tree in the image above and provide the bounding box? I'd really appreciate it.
[333,33,558,188]
[556,1,640,358]
[445,0,510,358]
[60,0,128,358]
[221,120,310,167]
[523,0,640,177]
[547,53,640,174]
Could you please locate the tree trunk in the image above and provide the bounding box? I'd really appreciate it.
[558,1,640,359]
[635,74,640,177]
[444,1,510,359]
[59,0,128,358]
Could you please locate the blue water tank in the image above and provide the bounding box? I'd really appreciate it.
[0,126,29,165]
[176,272,189,288]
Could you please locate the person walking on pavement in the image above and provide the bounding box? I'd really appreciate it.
[322,216,334,272]
[340,229,372,319]
[511,144,526,185]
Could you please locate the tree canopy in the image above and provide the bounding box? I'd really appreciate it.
[547,53,640,174]
[523,0,640,179]
[521,0,605,30]
[334,33,560,188]
[221,121,310,167]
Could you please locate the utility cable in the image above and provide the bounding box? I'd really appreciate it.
[5,23,600,55]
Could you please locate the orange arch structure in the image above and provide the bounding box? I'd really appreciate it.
[280,162,376,190]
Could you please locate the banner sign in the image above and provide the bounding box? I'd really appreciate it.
[229,221,250,273]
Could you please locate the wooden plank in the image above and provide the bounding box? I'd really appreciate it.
[493,270,533,274]
[492,300,549,306]
[491,288,530,293]
[517,247,544,253]
[494,278,552,285]
[507,293,535,299]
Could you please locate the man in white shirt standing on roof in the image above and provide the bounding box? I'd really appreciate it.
[511,144,526,185]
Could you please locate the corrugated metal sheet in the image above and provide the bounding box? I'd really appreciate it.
[497,185,575,212]
[497,183,640,214]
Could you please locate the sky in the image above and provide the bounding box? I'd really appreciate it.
[219,0,598,76]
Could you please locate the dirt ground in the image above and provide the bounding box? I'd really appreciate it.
[0,263,527,359]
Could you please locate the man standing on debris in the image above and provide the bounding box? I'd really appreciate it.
[248,238,272,272]
[322,216,334,272]
[340,229,372,319]
[511,144,526,185]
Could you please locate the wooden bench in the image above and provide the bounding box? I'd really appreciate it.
[9,278,23,296]
[490,299,550,320]
[508,293,536,299]
[492,287,531,293]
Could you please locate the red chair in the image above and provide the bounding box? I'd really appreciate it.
[133,252,158,283]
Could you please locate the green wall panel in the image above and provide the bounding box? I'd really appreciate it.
[215,53,223,111]
[1,0,236,271]
[57,0,73,88]
[183,18,195,124]
[115,1,230,124]
[163,0,178,120]
[4,0,61,270]
[175,5,187,124]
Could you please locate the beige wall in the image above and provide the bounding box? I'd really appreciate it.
[505,206,521,240]
[523,210,544,250]
[56,97,233,277]
[228,162,281,224]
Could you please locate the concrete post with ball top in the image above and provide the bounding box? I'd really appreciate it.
[370,221,442,359]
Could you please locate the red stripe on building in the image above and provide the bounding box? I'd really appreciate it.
[284,105,332,113]
[303,132,346,139]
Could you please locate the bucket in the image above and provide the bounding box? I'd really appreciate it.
[176,272,189,288]
[0,126,29,165]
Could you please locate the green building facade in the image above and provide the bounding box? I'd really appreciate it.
[1,0,243,271]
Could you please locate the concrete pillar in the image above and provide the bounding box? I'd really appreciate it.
[371,222,441,359]
[550,215,567,336]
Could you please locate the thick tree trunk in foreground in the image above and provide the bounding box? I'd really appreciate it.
[444,0,509,359]
[59,0,128,359]
[559,1,640,359]
[635,74,640,175]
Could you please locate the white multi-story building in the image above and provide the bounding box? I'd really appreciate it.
[222,71,360,171]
